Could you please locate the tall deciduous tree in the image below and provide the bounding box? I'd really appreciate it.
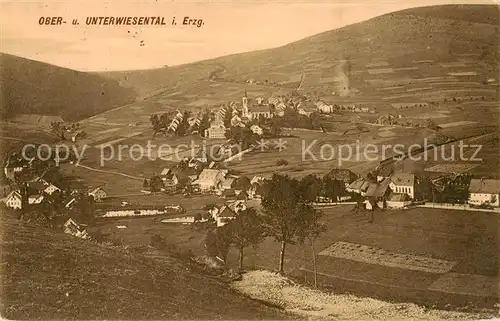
[299,174,323,203]
[261,174,318,273]
[297,208,325,288]
[226,208,264,270]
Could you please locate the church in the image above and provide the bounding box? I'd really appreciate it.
[241,91,273,120]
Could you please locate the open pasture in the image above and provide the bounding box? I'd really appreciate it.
[221,205,500,308]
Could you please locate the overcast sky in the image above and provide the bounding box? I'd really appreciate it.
[0,0,496,71]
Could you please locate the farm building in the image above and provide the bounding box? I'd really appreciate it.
[468,179,500,207]
[315,101,335,113]
[88,187,108,202]
[325,168,358,187]
[63,218,90,239]
[195,169,227,192]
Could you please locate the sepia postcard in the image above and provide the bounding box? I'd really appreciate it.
[0,0,499,320]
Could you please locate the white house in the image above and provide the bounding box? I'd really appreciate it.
[4,190,22,209]
[88,187,108,202]
[63,218,90,239]
[214,205,237,227]
[28,194,44,205]
[468,179,500,207]
[389,172,415,199]
[250,125,263,136]
[315,101,334,113]
[44,184,61,195]
[227,200,247,213]
[195,169,227,192]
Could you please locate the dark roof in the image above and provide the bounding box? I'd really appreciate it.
[376,164,394,178]
[326,168,358,183]
[218,206,236,218]
[468,179,500,194]
[236,191,248,200]
[365,178,391,198]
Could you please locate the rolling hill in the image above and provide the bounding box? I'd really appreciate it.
[98,4,499,102]
[0,215,293,320]
[0,53,137,122]
[1,5,498,124]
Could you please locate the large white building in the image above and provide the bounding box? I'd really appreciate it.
[204,122,227,139]
[468,179,500,207]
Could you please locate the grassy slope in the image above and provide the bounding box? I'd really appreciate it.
[0,53,137,122]
[99,4,499,98]
[0,215,292,320]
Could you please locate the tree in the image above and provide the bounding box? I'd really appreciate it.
[270,118,281,137]
[149,175,164,192]
[260,174,318,273]
[223,108,233,128]
[298,207,325,288]
[299,174,322,203]
[322,176,344,202]
[198,111,210,138]
[205,225,232,262]
[226,208,264,270]
[50,121,66,141]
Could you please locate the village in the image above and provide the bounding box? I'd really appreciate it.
[2,88,499,237]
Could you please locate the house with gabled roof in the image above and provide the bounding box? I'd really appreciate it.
[326,168,358,187]
[44,183,61,195]
[346,178,371,196]
[386,193,412,209]
[88,187,107,202]
[215,205,237,227]
[63,218,90,239]
[389,172,415,199]
[195,169,226,192]
[28,194,44,205]
[4,190,22,209]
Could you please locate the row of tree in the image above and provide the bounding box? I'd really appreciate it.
[205,174,327,285]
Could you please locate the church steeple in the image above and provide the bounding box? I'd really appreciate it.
[242,89,249,118]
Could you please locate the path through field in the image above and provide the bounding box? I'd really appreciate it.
[75,163,143,180]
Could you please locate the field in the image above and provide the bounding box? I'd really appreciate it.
[0,215,292,320]
[88,203,500,310]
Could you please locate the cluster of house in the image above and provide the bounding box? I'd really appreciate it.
[345,166,500,209]
[2,181,108,210]
[204,92,275,139]
[347,172,416,209]
[207,200,248,227]
[165,110,202,135]
[204,91,319,139]
[315,101,373,114]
